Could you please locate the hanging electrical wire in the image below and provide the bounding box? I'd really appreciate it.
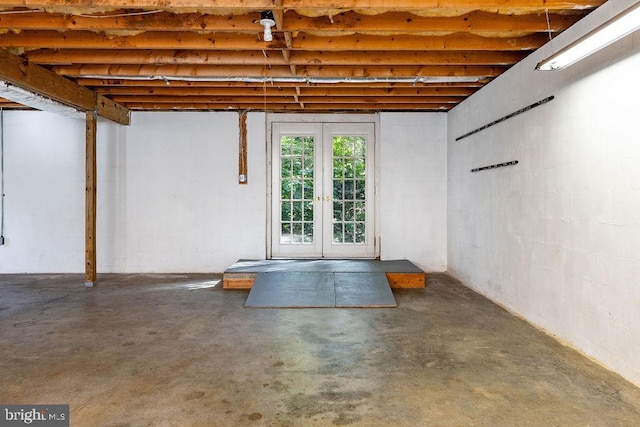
[545,8,555,53]
[76,10,163,18]
[0,9,45,14]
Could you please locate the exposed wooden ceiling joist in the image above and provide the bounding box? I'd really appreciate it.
[0,31,549,51]
[120,102,455,111]
[75,78,485,88]
[0,0,606,112]
[91,86,479,97]
[0,49,129,123]
[0,0,606,12]
[0,10,583,34]
[26,49,527,66]
[0,98,27,108]
[49,64,506,78]
[109,95,464,104]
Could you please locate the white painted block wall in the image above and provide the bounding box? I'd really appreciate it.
[0,111,268,273]
[0,110,448,274]
[448,0,640,385]
[379,113,447,271]
[101,112,268,272]
[1,113,86,272]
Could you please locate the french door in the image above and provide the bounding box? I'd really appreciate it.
[271,122,375,258]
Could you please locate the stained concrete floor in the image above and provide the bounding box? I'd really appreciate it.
[1,273,639,426]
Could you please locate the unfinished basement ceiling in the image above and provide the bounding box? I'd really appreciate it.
[0,0,607,112]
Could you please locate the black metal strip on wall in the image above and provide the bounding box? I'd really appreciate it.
[456,96,554,141]
[471,160,518,173]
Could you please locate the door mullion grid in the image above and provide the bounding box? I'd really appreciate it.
[272,121,374,259]
[328,131,367,246]
[280,135,315,245]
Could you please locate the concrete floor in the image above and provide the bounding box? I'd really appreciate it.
[1,273,639,426]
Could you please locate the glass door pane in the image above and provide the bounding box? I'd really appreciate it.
[272,122,374,259]
[331,135,367,244]
[322,123,375,258]
[279,135,315,245]
[271,123,323,258]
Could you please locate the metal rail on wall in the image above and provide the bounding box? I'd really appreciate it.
[471,160,518,173]
[456,96,554,141]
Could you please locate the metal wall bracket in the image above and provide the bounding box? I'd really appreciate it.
[471,160,518,173]
[456,96,554,141]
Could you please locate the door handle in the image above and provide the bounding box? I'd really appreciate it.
[325,196,331,202]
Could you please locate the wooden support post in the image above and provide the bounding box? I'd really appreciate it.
[85,110,97,287]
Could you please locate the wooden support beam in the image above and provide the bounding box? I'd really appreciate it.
[52,64,505,78]
[0,10,583,34]
[0,1,607,13]
[85,110,97,287]
[282,10,583,34]
[91,85,479,97]
[0,100,28,108]
[109,95,464,104]
[27,49,527,66]
[0,49,130,124]
[121,102,454,111]
[273,0,296,75]
[94,86,300,96]
[75,78,485,88]
[0,30,286,50]
[0,30,548,52]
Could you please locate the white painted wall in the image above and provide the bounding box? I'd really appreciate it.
[379,113,447,271]
[0,111,267,273]
[104,111,268,273]
[448,0,640,385]
[0,110,449,274]
[265,112,448,270]
[1,113,86,272]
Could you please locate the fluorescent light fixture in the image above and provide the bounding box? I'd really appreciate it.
[0,81,84,118]
[536,1,640,71]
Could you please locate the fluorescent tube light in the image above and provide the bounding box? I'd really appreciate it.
[0,81,84,118]
[536,1,640,71]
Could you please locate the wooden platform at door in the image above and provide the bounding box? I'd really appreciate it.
[223,259,426,289]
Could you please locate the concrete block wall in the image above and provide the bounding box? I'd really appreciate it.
[448,0,640,385]
[0,111,448,274]
[0,111,268,273]
[100,111,268,273]
[379,113,447,272]
[1,113,86,272]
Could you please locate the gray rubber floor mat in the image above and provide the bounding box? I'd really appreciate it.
[245,271,396,308]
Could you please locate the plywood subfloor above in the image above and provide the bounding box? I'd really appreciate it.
[223,259,426,289]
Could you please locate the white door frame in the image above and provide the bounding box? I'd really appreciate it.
[266,113,380,259]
